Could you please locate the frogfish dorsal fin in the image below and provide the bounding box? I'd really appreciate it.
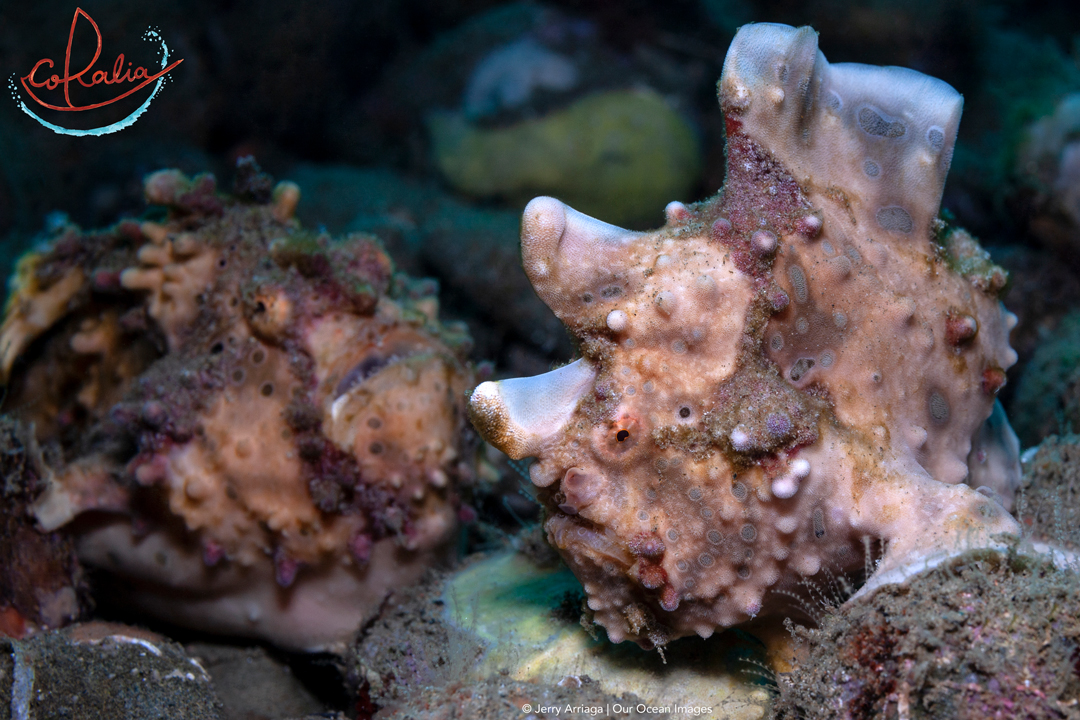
[720,22,962,241]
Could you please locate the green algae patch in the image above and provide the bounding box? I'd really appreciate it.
[444,549,584,648]
[428,89,701,228]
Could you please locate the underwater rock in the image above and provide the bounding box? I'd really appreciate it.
[992,245,1080,383]
[333,2,555,165]
[187,643,325,720]
[464,37,580,120]
[0,161,475,650]
[1016,93,1080,262]
[468,23,1023,653]
[773,548,1080,719]
[1017,434,1080,551]
[1011,310,1080,446]
[0,416,88,637]
[1,621,221,719]
[429,89,701,228]
[334,1,709,177]
[352,546,772,719]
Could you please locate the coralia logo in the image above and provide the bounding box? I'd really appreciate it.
[9,7,183,136]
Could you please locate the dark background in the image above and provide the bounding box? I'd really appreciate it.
[1,0,1079,433]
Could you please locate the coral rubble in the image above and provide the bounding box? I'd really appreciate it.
[773,548,1080,719]
[468,24,1023,652]
[0,160,475,650]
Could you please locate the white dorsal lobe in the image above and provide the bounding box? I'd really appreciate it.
[721,23,962,241]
